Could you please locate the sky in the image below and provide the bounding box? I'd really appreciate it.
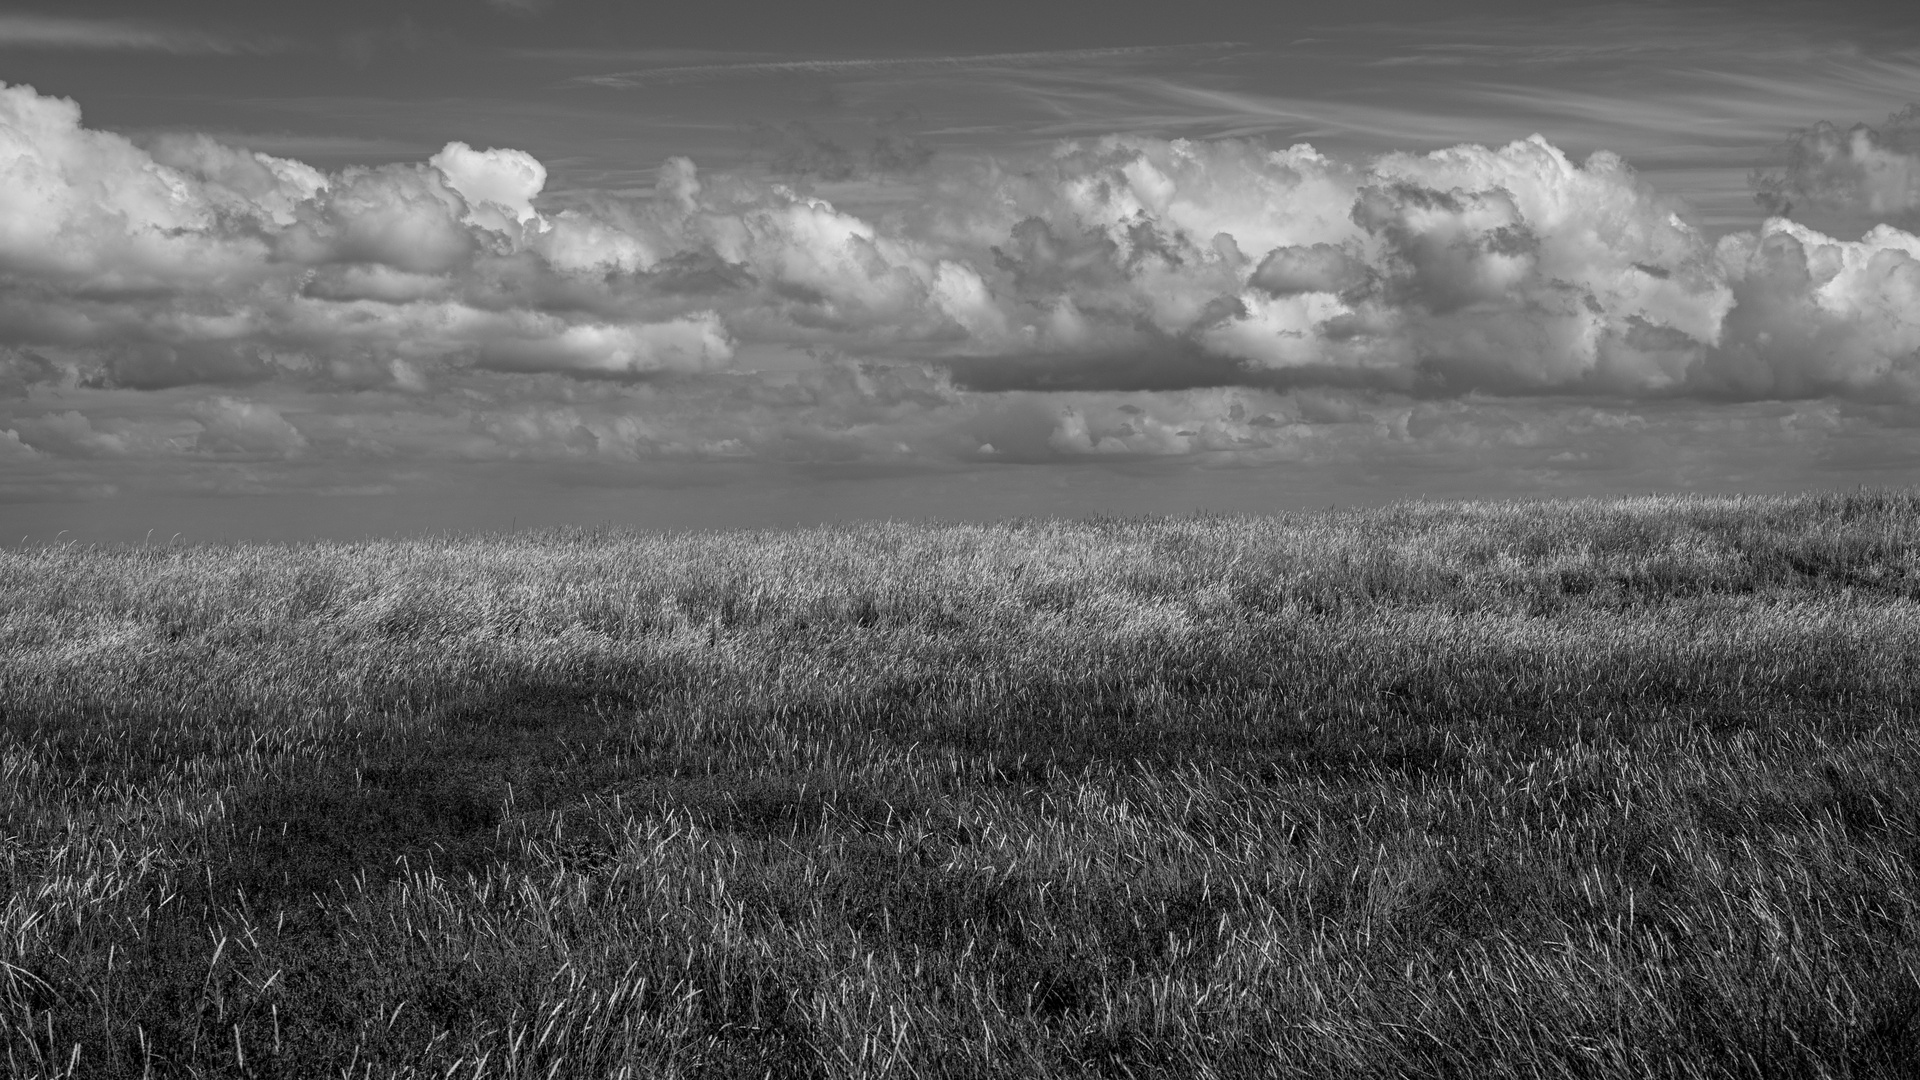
[3,1,1920,542]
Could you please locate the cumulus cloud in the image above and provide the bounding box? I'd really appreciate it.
[0,85,273,288]
[140,133,328,226]
[0,426,39,461]
[884,134,1737,397]
[192,397,307,457]
[475,313,734,376]
[8,410,183,458]
[1706,219,1920,400]
[276,164,476,273]
[1333,138,1730,394]
[0,83,737,387]
[429,142,547,230]
[1753,105,1920,231]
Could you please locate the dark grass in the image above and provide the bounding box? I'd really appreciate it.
[6,489,1920,1076]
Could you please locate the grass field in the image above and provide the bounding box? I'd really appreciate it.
[6,489,1920,1078]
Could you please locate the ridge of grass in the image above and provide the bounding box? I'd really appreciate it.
[5,488,1920,1076]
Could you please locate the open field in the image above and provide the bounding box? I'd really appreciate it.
[6,489,1920,1078]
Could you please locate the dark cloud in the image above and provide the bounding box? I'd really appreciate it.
[868,132,934,175]
[1250,243,1371,297]
[755,121,860,182]
[643,251,757,297]
[944,342,1252,393]
[99,341,278,390]
[1752,104,1920,233]
[992,218,1131,300]
[0,348,61,398]
[747,116,938,182]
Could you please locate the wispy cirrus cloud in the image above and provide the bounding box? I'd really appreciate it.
[0,13,282,55]
[1120,82,1504,146]
[135,130,434,165]
[571,43,1246,89]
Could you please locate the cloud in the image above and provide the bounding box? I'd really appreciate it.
[193,397,308,457]
[573,44,1244,89]
[276,163,483,274]
[1753,104,1920,232]
[752,122,861,183]
[812,133,1733,398]
[141,133,329,226]
[1251,244,1371,297]
[1705,218,1920,400]
[0,14,279,54]
[9,410,169,458]
[430,142,547,229]
[0,347,60,397]
[475,313,734,376]
[0,84,729,386]
[0,425,38,460]
[0,84,275,288]
[1306,137,1731,395]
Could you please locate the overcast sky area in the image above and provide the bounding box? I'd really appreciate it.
[3,0,1920,541]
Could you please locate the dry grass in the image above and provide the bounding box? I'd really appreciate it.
[5,488,1920,1077]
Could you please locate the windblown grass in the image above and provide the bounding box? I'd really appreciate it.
[5,489,1920,1077]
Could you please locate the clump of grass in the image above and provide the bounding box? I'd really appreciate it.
[5,489,1920,1076]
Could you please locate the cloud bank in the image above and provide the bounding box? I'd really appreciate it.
[2,79,1918,501]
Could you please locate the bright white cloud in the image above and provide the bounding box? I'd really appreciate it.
[0,83,736,387]
[430,142,547,230]
[0,84,269,288]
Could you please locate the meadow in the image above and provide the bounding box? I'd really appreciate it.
[5,489,1920,1078]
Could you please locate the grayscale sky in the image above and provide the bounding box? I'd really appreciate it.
[3,1,1919,541]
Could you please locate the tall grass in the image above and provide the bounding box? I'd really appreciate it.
[5,489,1920,1077]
